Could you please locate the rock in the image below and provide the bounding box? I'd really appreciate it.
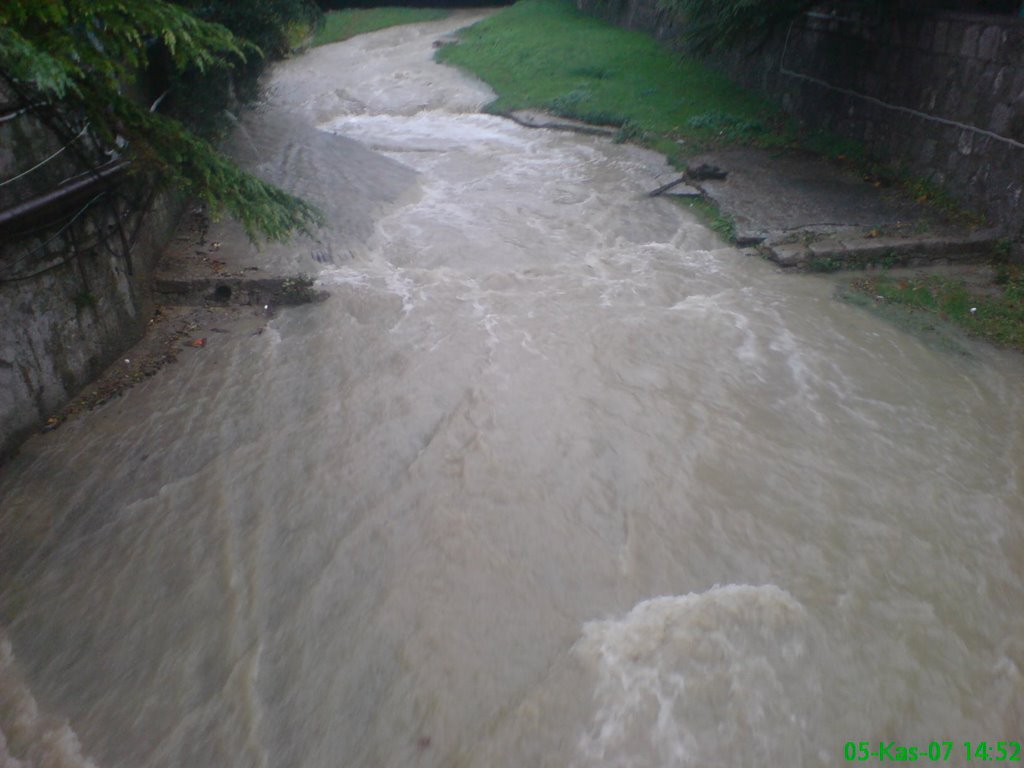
[686,163,728,181]
[766,244,809,267]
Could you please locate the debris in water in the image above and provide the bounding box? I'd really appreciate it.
[687,163,728,181]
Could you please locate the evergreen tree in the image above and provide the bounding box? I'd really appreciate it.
[0,0,323,242]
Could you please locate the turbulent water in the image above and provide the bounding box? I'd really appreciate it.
[1,12,1022,768]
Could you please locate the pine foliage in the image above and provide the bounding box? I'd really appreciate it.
[178,0,322,60]
[0,0,323,242]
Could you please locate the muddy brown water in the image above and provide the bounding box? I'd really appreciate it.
[1,13,1022,768]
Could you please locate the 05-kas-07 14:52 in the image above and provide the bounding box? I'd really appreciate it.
[844,740,1022,762]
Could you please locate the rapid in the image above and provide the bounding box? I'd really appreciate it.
[1,11,1022,767]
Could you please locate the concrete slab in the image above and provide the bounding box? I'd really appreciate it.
[762,230,999,270]
[686,148,930,241]
[494,114,999,270]
[681,147,1000,267]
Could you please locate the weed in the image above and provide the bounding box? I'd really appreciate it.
[647,135,686,169]
[806,257,842,273]
[854,166,984,226]
[900,176,982,224]
[578,109,628,126]
[546,88,592,117]
[685,111,766,140]
[682,197,736,242]
[993,237,1012,262]
[613,120,646,144]
[877,251,899,270]
[803,250,906,273]
[835,282,971,355]
[279,274,316,303]
[545,88,630,125]
[846,269,1024,350]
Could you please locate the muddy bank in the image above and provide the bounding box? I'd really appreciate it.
[35,206,327,435]
[20,34,428,439]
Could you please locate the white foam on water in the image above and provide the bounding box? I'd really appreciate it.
[571,585,822,768]
[324,111,530,154]
[0,634,98,768]
[382,266,419,316]
[314,268,371,288]
[3,10,1024,768]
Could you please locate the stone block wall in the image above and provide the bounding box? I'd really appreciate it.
[580,0,1024,240]
[0,91,180,462]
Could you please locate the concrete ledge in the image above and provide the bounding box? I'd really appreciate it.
[764,229,1000,270]
[154,275,328,307]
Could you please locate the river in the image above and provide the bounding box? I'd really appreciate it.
[1,11,1022,768]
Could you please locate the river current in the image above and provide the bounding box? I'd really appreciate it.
[1,12,1022,768]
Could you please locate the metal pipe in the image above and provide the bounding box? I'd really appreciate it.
[0,159,129,239]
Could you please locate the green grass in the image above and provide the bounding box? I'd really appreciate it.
[313,7,450,48]
[847,268,1024,351]
[681,197,737,242]
[436,0,794,161]
[436,0,982,229]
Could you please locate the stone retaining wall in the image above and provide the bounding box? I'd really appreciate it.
[0,90,180,462]
[580,0,1024,242]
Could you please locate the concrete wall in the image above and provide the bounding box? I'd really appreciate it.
[580,0,1024,240]
[0,94,180,462]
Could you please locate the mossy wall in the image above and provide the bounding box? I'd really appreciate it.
[0,87,182,462]
[581,1,1024,241]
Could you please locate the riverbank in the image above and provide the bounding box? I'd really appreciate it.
[436,0,791,163]
[437,0,1017,351]
[7,10,457,449]
[313,7,450,47]
[434,0,989,227]
[2,12,1022,767]
[841,264,1024,352]
[36,206,326,434]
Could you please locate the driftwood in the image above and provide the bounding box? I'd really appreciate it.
[687,163,728,181]
[648,163,730,197]
[646,176,688,197]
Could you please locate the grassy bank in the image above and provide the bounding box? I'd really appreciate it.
[436,1,989,229]
[845,267,1024,351]
[436,0,1024,350]
[436,0,792,164]
[313,7,450,47]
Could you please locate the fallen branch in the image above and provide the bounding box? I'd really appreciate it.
[647,175,689,197]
